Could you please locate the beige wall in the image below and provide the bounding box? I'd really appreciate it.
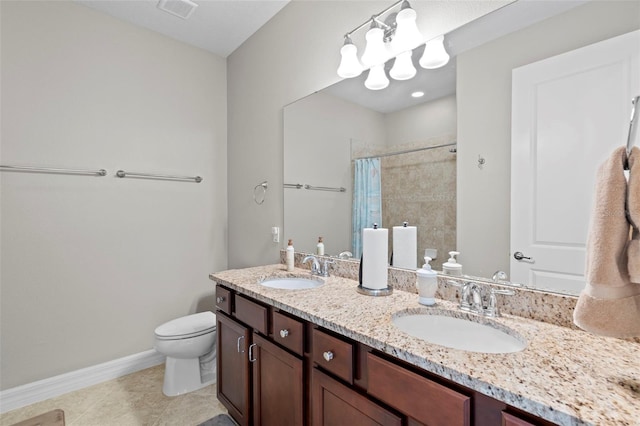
[284,92,385,255]
[0,1,227,389]
[457,0,640,278]
[384,95,457,146]
[227,0,508,269]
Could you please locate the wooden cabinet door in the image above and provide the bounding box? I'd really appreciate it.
[312,369,402,426]
[217,313,251,426]
[252,333,304,426]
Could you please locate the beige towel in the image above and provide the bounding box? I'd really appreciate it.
[573,146,640,337]
[628,146,640,283]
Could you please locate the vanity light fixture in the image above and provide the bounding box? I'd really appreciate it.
[419,35,450,69]
[365,63,390,90]
[336,0,450,90]
[337,36,363,78]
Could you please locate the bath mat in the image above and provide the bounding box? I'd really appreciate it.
[197,413,237,426]
[11,409,65,426]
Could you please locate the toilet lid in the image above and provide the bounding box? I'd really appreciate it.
[155,311,216,339]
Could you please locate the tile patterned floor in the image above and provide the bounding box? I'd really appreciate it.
[0,365,229,426]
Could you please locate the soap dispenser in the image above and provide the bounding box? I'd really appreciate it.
[286,239,295,271]
[416,256,438,305]
[442,251,462,276]
[316,237,324,256]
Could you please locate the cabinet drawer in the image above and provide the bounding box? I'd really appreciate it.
[312,328,354,384]
[235,295,269,335]
[501,412,539,426]
[215,285,232,315]
[272,311,304,356]
[367,354,470,426]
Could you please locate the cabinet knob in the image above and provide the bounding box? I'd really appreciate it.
[279,329,289,338]
[323,351,334,362]
[216,296,225,304]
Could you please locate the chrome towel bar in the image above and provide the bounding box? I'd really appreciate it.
[115,170,202,183]
[304,184,346,192]
[0,165,107,176]
[284,183,346,192]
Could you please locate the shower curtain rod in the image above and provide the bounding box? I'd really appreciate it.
[352,142,457,161]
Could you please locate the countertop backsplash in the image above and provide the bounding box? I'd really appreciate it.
[280,250,637,339]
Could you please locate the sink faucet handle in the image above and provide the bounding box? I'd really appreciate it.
[486,287,516,317]
[320,259,335,277]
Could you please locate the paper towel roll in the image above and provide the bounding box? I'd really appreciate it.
[362,227,389,290]
[392,225,417,269]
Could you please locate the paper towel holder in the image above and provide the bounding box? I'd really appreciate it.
[356,284,393,296]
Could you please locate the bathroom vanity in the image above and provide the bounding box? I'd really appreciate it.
[209,264,639,426]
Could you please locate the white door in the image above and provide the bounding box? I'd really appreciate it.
[511,30,640,295]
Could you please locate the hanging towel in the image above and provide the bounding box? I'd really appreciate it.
[628,147,640,283]
[573,146,640,338]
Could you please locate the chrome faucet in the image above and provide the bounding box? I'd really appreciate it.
[302,255,334,277]
[320,259,334,277]
[338,251,353,259]
[302,255,320,275]
[485,288,516,317]
[451,280,514,317]
[459,282,484,314]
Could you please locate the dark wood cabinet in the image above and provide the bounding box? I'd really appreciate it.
[214,283,559,426]
[367,353,470,426]
[311,368,402,426]
[216,285,304,426]
[502,412,537,426]
[252,333,304,426]
[217,312,251,426]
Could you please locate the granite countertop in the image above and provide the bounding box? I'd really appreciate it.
[209,264,639,426]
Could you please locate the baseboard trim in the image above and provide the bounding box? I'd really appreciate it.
[0,350,165,414]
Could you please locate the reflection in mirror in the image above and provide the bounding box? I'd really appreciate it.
[284,0,638,296]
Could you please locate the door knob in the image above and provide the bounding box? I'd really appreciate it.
[216,296,225,304]
[323,351,334,362]
[279,329,289,338]
[513,251,532,261]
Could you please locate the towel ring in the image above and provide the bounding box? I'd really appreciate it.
[253,181,268,205]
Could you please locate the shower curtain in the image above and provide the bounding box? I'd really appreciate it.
[352,158,382,258]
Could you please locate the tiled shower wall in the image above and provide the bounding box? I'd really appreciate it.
[381,135,457,271]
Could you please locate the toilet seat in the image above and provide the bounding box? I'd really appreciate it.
[155,311,216,340]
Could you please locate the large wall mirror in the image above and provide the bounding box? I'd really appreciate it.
[284,0,639,296]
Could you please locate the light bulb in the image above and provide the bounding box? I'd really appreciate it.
[361,23,387,66]
[391,1,423,54]
[337,37,363,78]
[364,64,389,90]
[389,51,416,81]
[419,35,450,69]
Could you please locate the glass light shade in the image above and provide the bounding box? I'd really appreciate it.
[419,35,450,69]
[364,64,389,90]
[389,51,416,81]
[361,26,387,66]
[391,6,423,54]
[337,42,363,78]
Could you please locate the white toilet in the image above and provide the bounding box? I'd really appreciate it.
[154,311,217,397]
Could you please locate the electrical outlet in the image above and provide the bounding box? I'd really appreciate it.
[271,226,280,243]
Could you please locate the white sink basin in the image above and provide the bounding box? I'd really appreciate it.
[260,277,324,290]
[392,312,526,354]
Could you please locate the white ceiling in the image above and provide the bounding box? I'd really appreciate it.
[75,0,588,112]
[75,0,290,58]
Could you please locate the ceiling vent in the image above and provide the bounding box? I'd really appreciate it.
[157,0,198,20]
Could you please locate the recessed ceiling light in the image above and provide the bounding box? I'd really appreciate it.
[411,91,425,98]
